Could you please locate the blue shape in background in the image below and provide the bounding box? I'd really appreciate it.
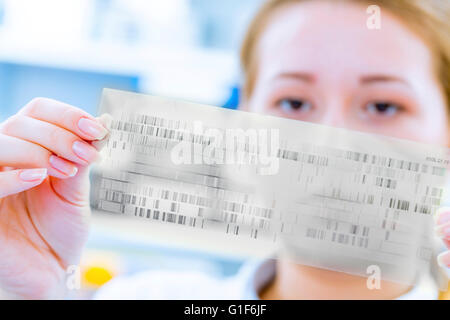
[0,62,139,120]
[222,85,240,109]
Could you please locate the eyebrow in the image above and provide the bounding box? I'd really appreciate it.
[272,72,315,83]
[272,72,411,88]
[360,75,410,87]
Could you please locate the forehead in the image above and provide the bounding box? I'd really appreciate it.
[257,1,433,80]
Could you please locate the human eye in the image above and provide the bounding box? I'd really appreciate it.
[364,101,405,118]
[277,98,313,114]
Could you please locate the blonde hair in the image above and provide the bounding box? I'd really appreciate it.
[240,0,450,108]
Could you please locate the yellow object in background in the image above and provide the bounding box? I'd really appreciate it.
[80,250,123,289]
[439,282,450,300]
[84,266,114,287]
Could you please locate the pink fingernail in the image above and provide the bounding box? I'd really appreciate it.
[437,252,450,268]
[78,117,108,140]
[19,168,47,182]
[437,212,450,225]
[435,224,450,239]
[49,155,78,176]
[444,226,450,238]
[72,141,98,163]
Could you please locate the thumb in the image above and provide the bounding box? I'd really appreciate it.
[49,164,91,207]
[0,168,47,198]
[46,114,111,207]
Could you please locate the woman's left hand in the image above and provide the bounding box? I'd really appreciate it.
[436,207,450,268]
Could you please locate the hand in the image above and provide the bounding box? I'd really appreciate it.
[0,98,108,299]
[436,207,450,268]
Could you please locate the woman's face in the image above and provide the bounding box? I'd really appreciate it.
[245,1,449,145]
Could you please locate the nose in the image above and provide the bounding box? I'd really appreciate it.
[315,100,348,129]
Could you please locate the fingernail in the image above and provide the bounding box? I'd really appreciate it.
[435,208,450,224]
[72,141,98,163]
[19,168,47,182]
[49,155,78,177]
[91,138,107,151]
[97,113,113,132]
[78,117,108,140]
[435,224,450,239]
[437,252,449,268]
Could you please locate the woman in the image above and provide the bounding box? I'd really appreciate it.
[0,0,449,299]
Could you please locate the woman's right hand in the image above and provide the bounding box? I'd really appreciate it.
[0,98,108,299]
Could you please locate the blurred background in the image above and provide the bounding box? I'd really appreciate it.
[0,0,264,298]
[0,0,262,119]
[1,0,448,300]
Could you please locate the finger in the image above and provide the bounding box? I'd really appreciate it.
[1,115,99,166]
[0,134,78,179]
[49,164,91,207]
[435,207,450,225]
[91,113,113,151]
[18,97,108,141]
[0,169,47,198]
[444,239,450,250]
[435,221,450,240]
[437,251,450,268]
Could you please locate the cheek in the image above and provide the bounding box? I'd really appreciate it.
[406,117,449,145]
[406,99,449,145]
[351,113,449,146]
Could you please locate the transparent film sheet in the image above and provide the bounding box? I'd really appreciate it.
[91,88,450,287]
